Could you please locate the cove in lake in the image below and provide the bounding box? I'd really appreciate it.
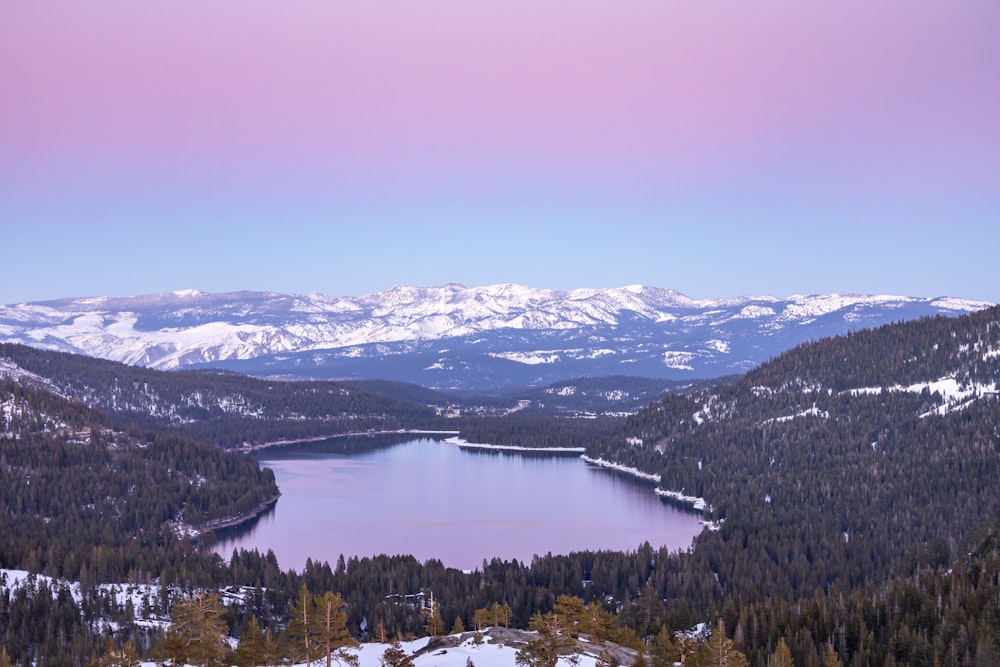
[212,436,704,572]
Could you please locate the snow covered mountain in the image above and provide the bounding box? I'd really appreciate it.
[0,285,991,391]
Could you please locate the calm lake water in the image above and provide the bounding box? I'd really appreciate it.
[212,435,704,572]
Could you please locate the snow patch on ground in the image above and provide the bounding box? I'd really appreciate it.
[355,632,597,667]
[576,348,616,359]
[445,436,585,453]
[849,377,997,415]
[0,359,61,394]
[763,405,830,424]
[733,305,776,319]
[580,455,660,482]
[849,387,884,396]
[488,351,561,365]
[930,297,994,311]
[662,351,695,370]
[704,339,729,353]
[654,488,711,513]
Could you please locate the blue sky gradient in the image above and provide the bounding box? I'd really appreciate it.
[2,3,997,305]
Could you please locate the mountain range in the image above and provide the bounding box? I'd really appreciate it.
[1,284,991,391]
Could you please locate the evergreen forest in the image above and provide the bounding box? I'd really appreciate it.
[0,306,999,665]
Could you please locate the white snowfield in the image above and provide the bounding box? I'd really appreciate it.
[0,284,989,371]
[849,376,999,418]
[354,634,596,667]
[146,629,601,667]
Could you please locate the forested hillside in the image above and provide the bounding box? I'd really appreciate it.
[582,305,1000,663]
[0,343,445,447]
[0,378,282,662]
[0,381,279,576]
[1,308,999,665]
[512,376,716,414]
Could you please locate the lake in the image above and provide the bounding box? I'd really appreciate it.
[212,435,704,572]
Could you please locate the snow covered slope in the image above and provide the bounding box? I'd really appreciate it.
[0,285,991,390]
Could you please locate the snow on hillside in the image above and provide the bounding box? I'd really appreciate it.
[847,376,998,417]
[1,569,173,635]
[489,351,562,365]
[0,358,62,393]
[0,285,992,388]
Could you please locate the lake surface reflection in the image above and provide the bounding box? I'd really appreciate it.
[213,436,703,571]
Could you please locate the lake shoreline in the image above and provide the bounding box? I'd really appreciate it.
[234,429,462,454]
[195,492,282,535]
[213,436,704,570]
[444,435,585,453]
[580,455,712,516]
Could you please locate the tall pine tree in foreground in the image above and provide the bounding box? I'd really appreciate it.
[315,591,359,667]
[284,583,321,664]
[160,592,229,667]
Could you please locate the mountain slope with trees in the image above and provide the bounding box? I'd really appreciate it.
[0,343,445,448]
[1,307,999,665]
[586,306,1000,622]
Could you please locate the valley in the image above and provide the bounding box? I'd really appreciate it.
[0,303,998,665]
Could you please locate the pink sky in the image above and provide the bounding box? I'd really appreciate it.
[1,3,998,303]
[5,3,997,189]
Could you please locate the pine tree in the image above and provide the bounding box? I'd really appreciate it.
[374,618,389,644]
[702,619,748,667]
[451,615,466,635]
[284,583,321,664]
[553,595,588,636]
[232,615,266,667]
[381,640,415,667]
[160,592,229,667]
[314,591,359,667]
[474,607,492,631]
[0,647,12,667]
[674,636,701,667]
[490,601,513,628]
[261,627,281,667]
[515,611,581,667]
[821,643,839,667]
[583,602,617,643]
[768,637,794,667]
[424,596,444,637]
[651,626,679,667]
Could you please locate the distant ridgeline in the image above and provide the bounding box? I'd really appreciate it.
[0,285,991,391]
[0,342,445,447]
[0,342,705,449]
[1,305,1000,666]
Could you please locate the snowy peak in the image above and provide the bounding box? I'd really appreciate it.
[0,285,992,390]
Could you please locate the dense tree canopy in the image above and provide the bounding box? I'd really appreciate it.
[1,306,999,665]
